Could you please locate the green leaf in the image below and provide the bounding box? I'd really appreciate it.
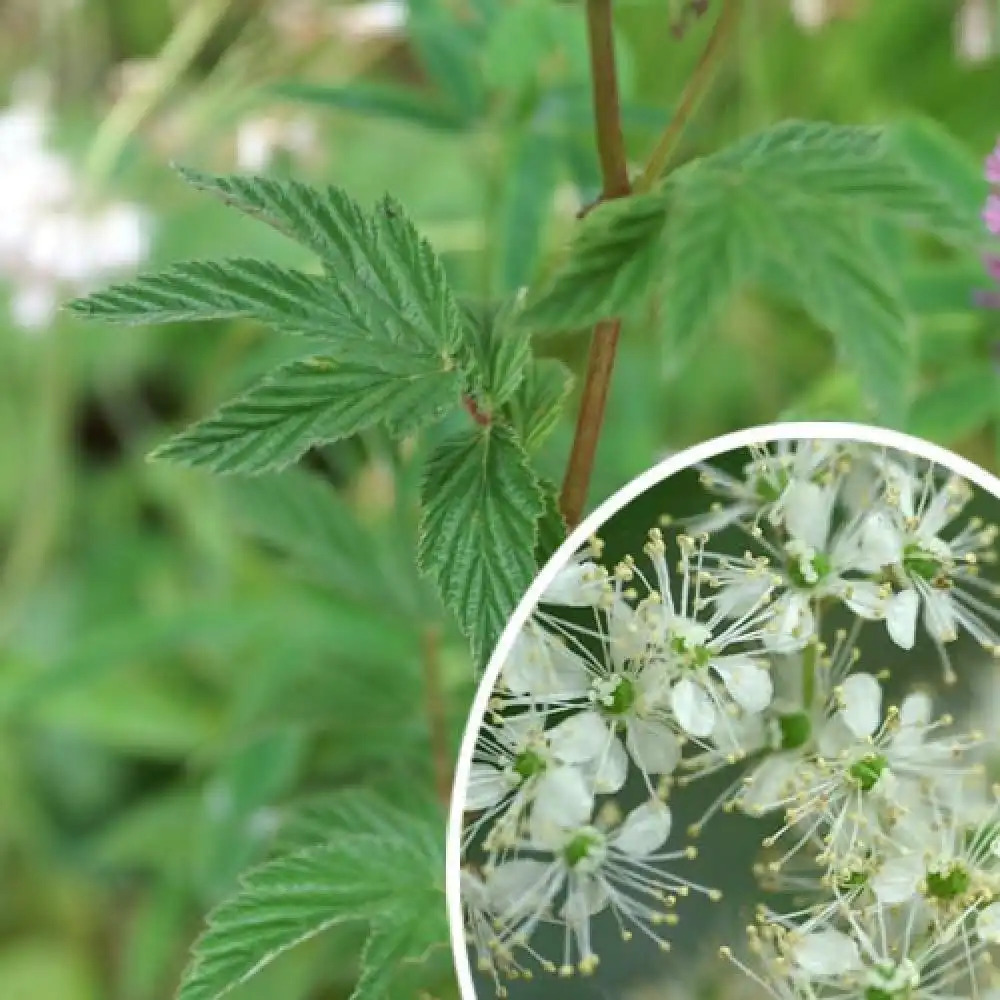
[759,211,913,425]
[521,120,983,340]
[176,799,446,1000]
[886,117,989,236]
[225,470,425,620]
[66,259,341,334]
[711,120,981,240]
[909,366,999,442]
[534,480,568,566]
[521,193,669,328]
[904,262,987,316]
[153,355,461,474]
[275,790,429,854]
[270,80,468,132]
[656,183,759,361]
[497,131,560,291]
[459,300,532,408]
[506,357,573,451]
[418,424,544,664]
[176,170,465,357]
[407,1,486,122]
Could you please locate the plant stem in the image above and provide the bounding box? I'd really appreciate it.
[635,0,743,193]
[560,0,741,528]
[421,626,452,806]
[559,0,631,530]
[802,639,817,711]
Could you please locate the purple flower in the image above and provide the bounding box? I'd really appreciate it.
[986,193,1000,235]
[979,140,1000,310]
[987,140,1000,184]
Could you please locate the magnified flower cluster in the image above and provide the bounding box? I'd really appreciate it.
[459,440,1000,999]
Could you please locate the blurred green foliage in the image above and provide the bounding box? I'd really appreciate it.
[1,0,999,998]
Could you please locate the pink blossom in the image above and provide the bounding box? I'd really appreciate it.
[985,193,1000,235]
[987,139,1000,184]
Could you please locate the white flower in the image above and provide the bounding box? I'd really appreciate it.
[235,114,317,171]
[500,622,591,699]
[859,471,1000,680]
[693,440,840,535]
[464,708,625,858]
[525,597,684,789]
[633,530,774,739]
[0,90,150,331]
[540,552,611,607]
[792,929,862,976]
[486,792,711,975]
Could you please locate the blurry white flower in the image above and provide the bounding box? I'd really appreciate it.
[328,0,407,41]
[235,114,318,172]
[790,0,831,33]
[955,0,997,64]
[0,88,150,332]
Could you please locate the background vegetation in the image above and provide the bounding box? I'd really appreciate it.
[1,1,999,998]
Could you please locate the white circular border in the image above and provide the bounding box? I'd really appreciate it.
[445,419,1000,996]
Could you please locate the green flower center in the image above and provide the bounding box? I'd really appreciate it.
[670,635,712,670]
[865,989,895,1000]
[865,960,918,1000]
[902,543,948,585]
[754,472,787,503]
[850,753,888,792]
[777,712,812,750]
[512,749,546,780]
[838,868,868,891]
[787,551,832,589]
[563,829,604,868]
[925,863,970,900]
[601,676,636,715]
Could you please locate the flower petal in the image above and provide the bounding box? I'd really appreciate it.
[871,853,923,904]
[541,559,608,606]
[487,859,554,919]
[626,718,681,775]
[922,587,958,643]
[793,930,862,976]
[764,593,814,652]
[548,711,608,764]
[856,511,904,571]
[899,690,932,728]
[582,735,628,793]
[530,766,593,848]
[712,654,773,713]
[613,800,672,856]
[502,625,591,697]
[839,672,882,739]
[464,764,510,810]
[670,678,716,737]
[838,579,885,620]
[783,480,834,551]
[741,755,801,814]
[885,588,919,650]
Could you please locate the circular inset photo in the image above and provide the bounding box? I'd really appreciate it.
[447,424,1000,1000]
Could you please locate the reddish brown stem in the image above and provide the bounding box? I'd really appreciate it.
[558,0,632,530]
[462,393,492,427]
[559,0,741,528]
